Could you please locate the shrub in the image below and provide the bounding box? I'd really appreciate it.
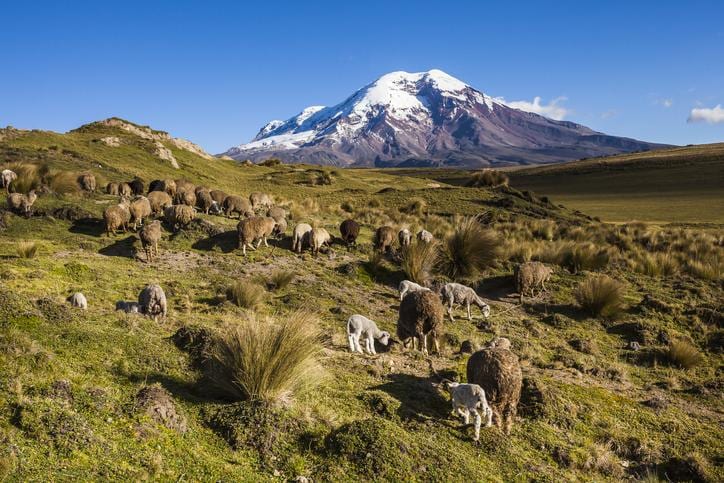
[574,274,625,318]
[466,169,509,187]
[226,280,266,309]
[314,172,333,185]
[437,217,501,280]
[400,197,427,216]
[400,241,438,285]
[665,340,703,369]
[16,241,38,259]
[531,220,556,241]
[266,270,295,291]
[259,158,282,167]
[685,258,722,281]
[207,311,323,403]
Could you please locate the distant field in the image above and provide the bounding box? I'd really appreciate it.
[392,144,724,224]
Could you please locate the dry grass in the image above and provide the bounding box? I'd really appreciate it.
[7,162,45,193]
[266,270,295,291]
[633,251,680,277]
[582,442,624,479]
[207,311,323,404]
[665,340,704,369]
[400,241,438,285]
[437,217,501,280]
[466,169,509,187]
[47,171,81,195]
[226,280,266,309]
[16,241,39,259]
[400,197,427,216]
[574,274,625,318]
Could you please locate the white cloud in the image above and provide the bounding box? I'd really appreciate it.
[662,99,673,108]
[687,104,724,124]
[600,109,617,120]
[498,96,570,120]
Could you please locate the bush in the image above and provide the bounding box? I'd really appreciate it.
[437,217,501,280]
[207,311,323,403]
[266,270,295,291]
[685,258,722,281]
[665,340,704,369]
[226,280,266,309]
[9,162,45,193]
[574,274,625,318]
[259,158,282,167]
[466,169,509,187]
[400,241,438,285]
[16,241,38,259]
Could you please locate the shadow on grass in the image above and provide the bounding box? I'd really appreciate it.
[371,372,450,421]
[98,235,137,258]
[192,230,238,253]
[69,217,106,237]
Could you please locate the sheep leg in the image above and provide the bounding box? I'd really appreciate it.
[467,302,472,321]
[420,334,428,355]
[462,408,470,425]
[447,301,455,322]
[485,407,493,427]
[348,334,356,352]
[473,411,481,441]
[433,335,440,354]
[367,336,376,355]
[263,236,269,247]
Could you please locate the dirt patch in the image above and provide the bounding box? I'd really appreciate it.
[135,384,188,433]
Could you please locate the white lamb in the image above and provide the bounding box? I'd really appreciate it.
[346,314,390,355]
[1,169,17,193]
[441,282,491,321]
[67,292,88,310]
[398,228,412,247]
[441,381,493,441]
[398,280,431,302]
[417,229,433,243]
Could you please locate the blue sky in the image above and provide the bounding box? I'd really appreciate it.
[1,0,722,152]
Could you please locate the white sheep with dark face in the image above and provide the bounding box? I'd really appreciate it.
[441,282,490,321]
[346,314,390,355]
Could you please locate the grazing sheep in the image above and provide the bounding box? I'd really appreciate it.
[267,206,286,222]
[441,282,491,322]
[106,182,120,195]
[310,227,331,256]
[272,217,287,237]
[487,336,511,350]
[223,195,253,219]
[148,179,164,193]
[164,204,195,231]
[119,182,133,197]
[398,280,431,301]
[438,381,493,441]
[194,185,209,197]
[138,284,167,322]
[195,189,216,214]
[339,219,360,249]
[103,198,131,236]
[1,169,17,192]
[209,189,227,205]
[249,192,273,212]
[514,261,553,302]
[466,346,523,434]
[163,179,177,197]
[147,190,173,215]
[417,229,434,243]
[7,191,38,217]
[237,216,276,255]
[374,225,396,253]
[78,173,96,192]
[174,179,195,194]
[129,196,152,230]
[397,290,444,355]
[139,220,162,262]
[149,179,176,197]
[115,300,140,313]
[292,223,313,253]
[129,178,144,196]
[67,292,88,310]
[398,228,412,247]
[174,188,196,207]
[346,314,390,355]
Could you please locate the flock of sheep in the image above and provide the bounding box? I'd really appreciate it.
[3,167,555,442]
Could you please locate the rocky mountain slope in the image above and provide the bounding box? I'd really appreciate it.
[224,70,668,167]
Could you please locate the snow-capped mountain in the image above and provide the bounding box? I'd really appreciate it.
[223,69,667,167]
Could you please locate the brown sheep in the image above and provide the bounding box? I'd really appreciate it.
[249,192,273,212]
[106,182,120,195]
[267,206,286,222]
[310,227,331,256]
[237,216,276,256]
[147,191,173,215]
[119,182,133,197]
[174,188,196,207]
[466,347,522,434]
[139,220,162,262]
[396,290,444,355]
[164,179,177,197]
[129,196,152,230]
[195,189,215,214]
[340,219,360,249]
[7,190,38,217]
[514,261,553,303]
[164,204,195,232]
[374,225,396,253]
[209,189,227,205]
[223,195,253,219]
[103,198,131,236]
[174,179,195,194]
[273,217,288,237]
[78,173,96,192]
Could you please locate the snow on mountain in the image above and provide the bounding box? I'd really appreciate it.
[224,69,667,167]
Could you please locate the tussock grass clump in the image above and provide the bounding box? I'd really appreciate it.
[266,270,295,291]
[226,280,266,309]
[401,241,438,285]
[400,197,427,216]
[8,162,46,193]
[665,340,704,369]
[633,251,680,277]
[438,217,501,280]
[581,442,624,479]
[562,243,610,273]
[531,220,556,241]
[685,258,722,281]
[47,171,81,195]
[574,274,625,318]
[466,169,509,187]
[207,311,323,404]
[16,241,38,259]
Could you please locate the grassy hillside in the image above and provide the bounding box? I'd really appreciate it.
[0,122,722,481]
